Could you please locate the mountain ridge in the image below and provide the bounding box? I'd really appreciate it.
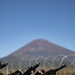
[8,39,75,58]
[0,39,75,68]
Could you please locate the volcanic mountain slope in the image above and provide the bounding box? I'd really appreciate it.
[1,39,75,68]
[7,39,75,58]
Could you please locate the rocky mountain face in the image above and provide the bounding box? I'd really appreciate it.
[11,39,74,57]
[0,39,75,68]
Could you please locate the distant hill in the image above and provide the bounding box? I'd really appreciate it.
[0,39,75,68]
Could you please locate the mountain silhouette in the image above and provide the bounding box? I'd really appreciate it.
[1,39,75,68]
[6,39,75,58]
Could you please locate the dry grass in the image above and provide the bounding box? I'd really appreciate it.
[1,67,75,75]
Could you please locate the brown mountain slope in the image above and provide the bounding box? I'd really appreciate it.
[1,39,75,68]
[9,39,74,58]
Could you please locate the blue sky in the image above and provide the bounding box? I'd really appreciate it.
[0,0,75,57]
